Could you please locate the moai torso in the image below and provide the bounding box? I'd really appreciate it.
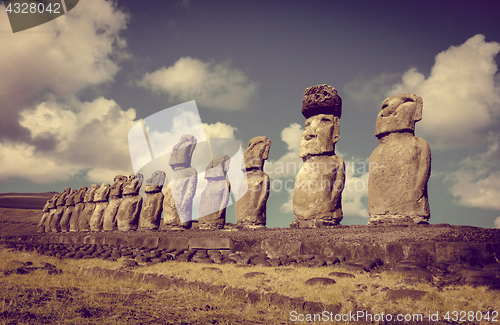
[116,173,143,231]
[69,186,87,232]
[236,136,272,228]
[139,170,166,230]
[60,189,77,232]
[90,182,110,231]
[368,93,431,225]
[79,184,99,231]
[102,175,127,231]
[50,187,71,232]
[199,155,231,230]
[292,85,344,228]
[166,134,197,229]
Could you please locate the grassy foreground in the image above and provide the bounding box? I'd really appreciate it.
[1,246,499,324]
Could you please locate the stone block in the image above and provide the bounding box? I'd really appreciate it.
[230,239,261,253]
[189,237,232,250]
[261,239,300,258]
[143,236,159,248]
[157,237,189,252]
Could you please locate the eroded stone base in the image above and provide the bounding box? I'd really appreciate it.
[368,214,429,226]
[290,219,341,229]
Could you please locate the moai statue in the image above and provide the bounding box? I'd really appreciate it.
[89,182,111,231]
[102,175,127,231]
[292,84,345,228]
[235,137,272,229]
[139,170,166,230]
[162,179,179,229]
[69,186,87,232]
[59,189,77,232]
[165,134,197,229]
[50,187,71,232]
[38,194,58,233]
[78,184,100,231]
[44,193,59,232]
[116,173,144,231]
[199,155,231,230]
[368,93,431,225]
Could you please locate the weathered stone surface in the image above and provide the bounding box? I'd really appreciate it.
[139,171,166,231]
[167,135,197,229]
[69,187,87,232]
[236,137,271,228]
[90,183,110,231]
[189,237,232,250]
[59,189,77,232]
[293,86,345,227]
[38,194,58,233]
[162,183,179,228]
[50,187,71,232]
[102,175,127,231]
[293,155,345,225]
[302,84,342,119]
[199,155,231,230]
[368,93,431,225]
[116,173,143,231]
[78,184,100,232]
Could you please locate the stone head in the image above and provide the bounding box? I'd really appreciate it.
[242,136,271,171]
[206,154,231,179]
[302,84,342,119]
[65,189,77,206]
[375,93,423,138]
[169,134,197,168]
[56,187,71,206]
[299,114,340,158]
[123,173,143,195]
[94,182,110,202]
[47,193,59,210]
[74,186,87,204]
[84,184,100,203]
[146,170,166,186]
[110,175,127,197]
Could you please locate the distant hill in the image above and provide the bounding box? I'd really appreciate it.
[0,193,54,210]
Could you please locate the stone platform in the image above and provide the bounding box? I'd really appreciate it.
[2,224,500,267]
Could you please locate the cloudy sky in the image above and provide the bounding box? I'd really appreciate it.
[1,0,500,228]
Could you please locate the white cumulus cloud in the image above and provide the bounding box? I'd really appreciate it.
[139,57,257,110]
[387,34,500,150]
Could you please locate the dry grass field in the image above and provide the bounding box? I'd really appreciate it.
[1,247,499,324]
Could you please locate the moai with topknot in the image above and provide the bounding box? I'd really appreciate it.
[78,184,100,231]
[69,186,87,232]
[235,136,272,229]
[292,84,345,228]
[90,182,111,231]
[116,173,144,231]
[139,170,166,230]
[198,154,231,230]
[368,93,431,225]
[164,135,197,230]
[50,187,71,232]
[102,175,127,231]
[59,189,77,232]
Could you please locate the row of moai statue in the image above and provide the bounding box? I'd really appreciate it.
[38,133,273,233]
[38,84,431,231]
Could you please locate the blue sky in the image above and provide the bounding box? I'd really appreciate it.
[1,0,500,228]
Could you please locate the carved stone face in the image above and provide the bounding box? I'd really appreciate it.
[94,183,110,201]
[146,170,166,186]
[169,134,197,168]
[84,184,99,203]
[375,93,423,138]
[242,136,271,171]
[123,173,144,195]
[206,154,231,179]
[299,114,339,158]
[110,175,127,197]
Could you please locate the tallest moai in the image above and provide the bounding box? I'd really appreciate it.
[292,84,345,228]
